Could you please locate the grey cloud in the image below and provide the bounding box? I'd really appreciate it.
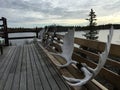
[0,0,89,19]
[0,0,119,27]
[103,0,120,11]
[93,0,120,16]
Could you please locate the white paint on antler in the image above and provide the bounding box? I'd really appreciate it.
[50,28,77,68]
[63,26,113,87]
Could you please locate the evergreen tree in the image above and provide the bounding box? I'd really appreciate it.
[84,9,98,40]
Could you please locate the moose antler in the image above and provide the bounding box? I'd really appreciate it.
[50,28,78,68]
[38,27,51,46]
[82,26,113,76]
[63,26,113,86]
[38,29,45,42]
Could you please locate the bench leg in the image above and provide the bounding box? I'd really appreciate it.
[0,46,3,55]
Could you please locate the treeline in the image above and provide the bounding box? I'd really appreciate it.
[1,24,120,32]
[47,24,120,32]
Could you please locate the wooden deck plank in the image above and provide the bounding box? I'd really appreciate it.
[0,44,71,90]
[11,46,23,90]
[0,46,11,61]
[35,43,70,90]
[0,47,14,69]
[0,47,17,90]
[19,46,27,90]
[0,47,16,79]
[32,44,60,90]
[4,46,21,90]
[29,44,51,90]
[28,45,43,90]
[0,46,16,77]
[26,45,35,90]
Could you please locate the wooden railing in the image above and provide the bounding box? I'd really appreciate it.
[7,28,41,40]
[45,33,120,90]
[0,17,9,46]
[0,17,43,45]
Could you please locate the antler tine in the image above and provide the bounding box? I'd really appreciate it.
[106,25,113,52]
[63,67,93,86]
[49,28,77,68]
[81,26,113,76]
[62,76,81,83]
[56,61,71,68]
[95,26,113,76]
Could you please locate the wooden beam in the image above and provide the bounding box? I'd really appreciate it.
[7,29,41,33]
[0,34,5,37]
[8,36,35,40]
[74,47,120,68]
[55,34,63,39]
[74,37,120,57]
[0,25,3,27]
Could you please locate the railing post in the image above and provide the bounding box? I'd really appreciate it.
[36,32,38,38]
[2,17,9,46]
[36,27,38,38]
[0,45,3,55]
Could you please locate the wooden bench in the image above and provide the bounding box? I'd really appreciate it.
[43,33,120,90]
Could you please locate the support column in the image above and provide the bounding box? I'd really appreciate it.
[2,17,9,46]
[36,32,38,38]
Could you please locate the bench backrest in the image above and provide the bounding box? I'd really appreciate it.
[46,33,120,90]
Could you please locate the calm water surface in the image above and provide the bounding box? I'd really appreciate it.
[9,32,36,45]
[9,29,120,45]
[61,29,120,45]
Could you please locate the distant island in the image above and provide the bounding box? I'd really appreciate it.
[5,24,120,32]
[46,24,120,32]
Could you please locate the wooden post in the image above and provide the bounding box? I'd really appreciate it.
[2,17,9,46]
[0,45,3,55]
[36,27,38,38]
[36,32,38,38]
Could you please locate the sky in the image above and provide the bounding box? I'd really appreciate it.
[0,0,120,28]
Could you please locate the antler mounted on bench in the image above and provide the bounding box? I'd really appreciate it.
[50,28,78,67]
[50,26,113,87]
[38,27,57,48]
[81,26,113,76]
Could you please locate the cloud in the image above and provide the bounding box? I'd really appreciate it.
[0,0,120,27]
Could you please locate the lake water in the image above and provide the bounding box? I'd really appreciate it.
[75,30,120,45]
[9,29,120,45]
[9,32,36,46]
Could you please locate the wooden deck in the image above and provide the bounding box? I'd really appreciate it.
[0,44,70,90]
